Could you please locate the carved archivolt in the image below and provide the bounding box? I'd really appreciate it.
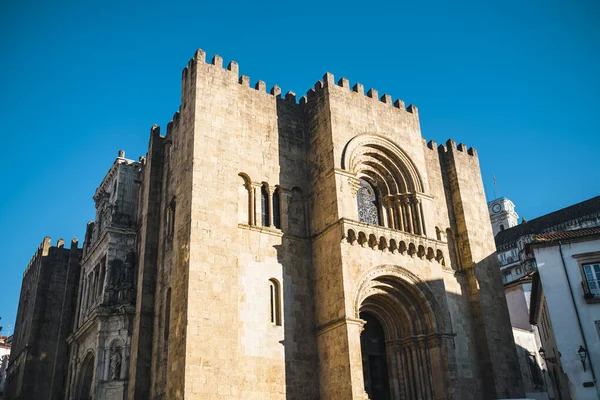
[354,265,452,339]
[354,265,454,399]
[342,135,428,235]
[342,134,424,194]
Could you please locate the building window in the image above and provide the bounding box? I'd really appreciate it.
[357,179,380,225]
[238,174,251,224]
[273,188,281,229]
[261,184,270,227]
[164,288,171,341]
[165,198,176,239]
[499,224,505,231]
[583,263,600,297]
[516,267,522,275]
[269,279,281,326]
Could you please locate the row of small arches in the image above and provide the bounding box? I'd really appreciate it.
[346,229,445,265]
[238,173,306,236]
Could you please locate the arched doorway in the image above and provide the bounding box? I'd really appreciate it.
[356,269,453,400]
[76,353,95,400]
[360,312,391,400]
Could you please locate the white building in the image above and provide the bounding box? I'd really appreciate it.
[530,228,600,400]
[494,196,600,285]
[489,197,520,237]
[505,276,551,400]
[0,336,11,399]
[489,196,600,399]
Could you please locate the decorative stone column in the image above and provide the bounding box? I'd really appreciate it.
[267,188,274,227]
[410,194,422,236]
[247,182,255,226]
[383,196,395,229]
[403,196,413,234]
[394,195,405,232]
[417,195,427,237]
[251,183,262,226]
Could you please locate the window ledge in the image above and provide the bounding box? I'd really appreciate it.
[584,295,600,304]
[238,223,283,237]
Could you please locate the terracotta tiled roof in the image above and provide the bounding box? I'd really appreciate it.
[495,196,600,248]
[532,227,600,243]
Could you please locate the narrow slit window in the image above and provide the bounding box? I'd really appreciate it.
[269,279,281,326]
[164,288,171,341]
[166,198,176,239]
[261,184,270,226]
[273,188,281,229]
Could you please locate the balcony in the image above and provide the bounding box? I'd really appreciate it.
[582,279,600,302]
[499,256,519,266]
[340,219,449,268]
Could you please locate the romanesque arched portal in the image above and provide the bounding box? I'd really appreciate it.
[355,267,454,400]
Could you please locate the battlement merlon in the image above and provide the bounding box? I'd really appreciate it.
[437,139,478,158]
[181,48,297,107]
[24,236,78,277]
[179,49,417,112]
[308,72,418,116]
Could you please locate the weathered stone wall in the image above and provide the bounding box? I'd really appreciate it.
[423,141,484,396]
[49,239,82,400]
[302,76,485,399]
[158,51,321,400]
[128,126,164,400]
[440,141,524,398]
[6,237,80,400]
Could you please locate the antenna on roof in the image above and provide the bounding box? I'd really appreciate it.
[492,174,497,200]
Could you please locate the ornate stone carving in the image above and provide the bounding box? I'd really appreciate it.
[110,347,122,380]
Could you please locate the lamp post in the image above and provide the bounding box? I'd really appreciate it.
[577,346,588,373]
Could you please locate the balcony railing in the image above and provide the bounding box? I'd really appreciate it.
[499,256,519,266]
[582,279,600,300]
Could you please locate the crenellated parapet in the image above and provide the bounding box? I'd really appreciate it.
[179,49,418,114]
[23,236,51,277]
[436,138,478,158]
[23,236,79,277]
[299,72,418,116]
[180,48,298,105]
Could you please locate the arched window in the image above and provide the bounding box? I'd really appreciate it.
[237,174,250,224]
[268,279,281,326]
[500,224,505,231]
[357,179,380,225]
[261,184,270,226]
[273,188,281,229]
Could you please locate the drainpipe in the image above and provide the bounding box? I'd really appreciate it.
[558,240,597,384]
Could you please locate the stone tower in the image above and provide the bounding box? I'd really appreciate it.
[5,237,81,400]
[488,197,519,236]
[124,49,523,400]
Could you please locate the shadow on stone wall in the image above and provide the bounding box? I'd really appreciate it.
[273,95,321,400]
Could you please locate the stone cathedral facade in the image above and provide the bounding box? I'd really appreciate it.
[7,49,524,400]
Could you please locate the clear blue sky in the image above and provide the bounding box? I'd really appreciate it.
[1,0,598,331]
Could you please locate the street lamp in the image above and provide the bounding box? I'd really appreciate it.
[539,347,557,363]
[577,346,588,373]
